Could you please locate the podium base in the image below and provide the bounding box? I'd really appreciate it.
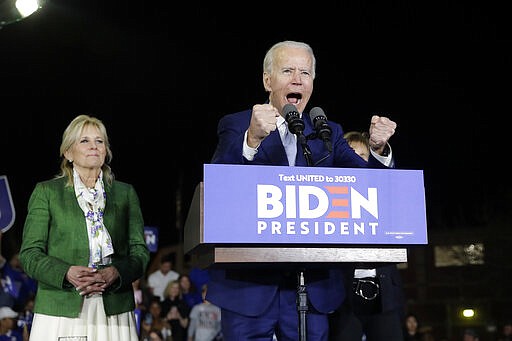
[187,245,407,269]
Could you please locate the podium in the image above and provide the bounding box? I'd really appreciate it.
[184,164,428,268]
[184,164,427,340]
[185,181,414,270]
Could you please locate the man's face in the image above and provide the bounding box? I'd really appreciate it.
[160,261,172,274]
[264,46,314,117]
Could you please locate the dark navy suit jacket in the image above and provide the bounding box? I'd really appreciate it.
[344,264,405,313]
[206,108,389,317]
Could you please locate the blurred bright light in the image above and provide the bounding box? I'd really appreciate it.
[462,309,475,318]
[15,0,40,18]
[1,0,46,27]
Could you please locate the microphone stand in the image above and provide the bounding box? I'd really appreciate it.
[284,106,312,339]
[306,132,331,166]
[298,133,313,166]
[297,270,308,341]
[284,105,312,167]
[296,132,311,341]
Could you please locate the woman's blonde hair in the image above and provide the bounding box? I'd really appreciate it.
[57,114,114,186]
[163,280,182,300]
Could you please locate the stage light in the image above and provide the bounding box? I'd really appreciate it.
[15,0,39,17]
[0,0,46,28]
[462,308,475,318]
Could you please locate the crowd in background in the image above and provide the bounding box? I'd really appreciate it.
[2,230,512,341]
[134,254,221,341]
[0,232,36,341]
[0,230,222,341]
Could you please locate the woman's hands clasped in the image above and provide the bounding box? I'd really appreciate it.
[66,265,120,297]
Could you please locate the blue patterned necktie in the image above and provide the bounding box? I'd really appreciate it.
[280,121,297,166]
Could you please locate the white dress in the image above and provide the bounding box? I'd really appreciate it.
[29,295,139,341]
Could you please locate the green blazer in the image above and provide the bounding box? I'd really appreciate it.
[19,176,150,318]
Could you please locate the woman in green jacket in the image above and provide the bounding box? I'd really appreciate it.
[20,114,150,341]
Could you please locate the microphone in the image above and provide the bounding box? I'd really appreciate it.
[283,103,305,135]
[309,107,332,152]
[283,104,312,166]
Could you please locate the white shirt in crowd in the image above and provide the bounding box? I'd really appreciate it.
[147,269,180,301]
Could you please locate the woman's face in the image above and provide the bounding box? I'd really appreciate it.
[168,283,180,296]
[65,125,106,172]
[179,276,191,291]
[149,301,162,317]
[405,315,418,331]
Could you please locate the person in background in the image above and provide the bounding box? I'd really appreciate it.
[161,280,190,341]
[0,305,27,341]
[403,313,424,341]
[0,253,37,312]
[0,232,37,313]
[133,278,153,337]
[207,40,397,340]
[19,114,150,341]
[140,298,172,341]
[147,329,165,341]
[0,283,14,310]
[498,322,512,341]
[178,274,202,310]
[147,254,180,302]
[187,284,221,341]
[342,131,371,161]
[463,328,480,341]
[16,295,35,336]
[328,130,406,341]
[0,232,16,309]
[188,267,209,295]
[134,277,153,313]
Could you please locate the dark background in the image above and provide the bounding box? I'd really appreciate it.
[1,1,510,256]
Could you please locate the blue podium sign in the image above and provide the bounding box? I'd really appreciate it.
[203,164,427,245]
[0,175,16,233]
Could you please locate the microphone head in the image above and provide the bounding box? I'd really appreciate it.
[309,106,333,152]
[282,103,304,135]
[309,107,327,122]
[283,104,299,121]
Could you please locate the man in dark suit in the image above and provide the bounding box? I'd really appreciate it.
[328,131,406,341]
[206,40,398,341]
[329,264,406,340]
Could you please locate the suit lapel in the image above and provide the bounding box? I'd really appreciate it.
[258,130,289,166]
[256,112,318,167]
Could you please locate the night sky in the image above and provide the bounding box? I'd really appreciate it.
[1,1,510,255]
